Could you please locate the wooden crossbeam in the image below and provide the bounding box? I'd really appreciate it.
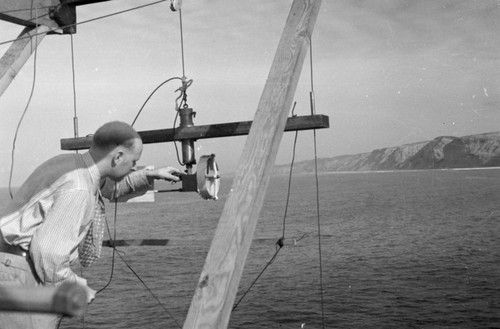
[60,114,329,150]
[102,239,169,247]
[182,1,322,328]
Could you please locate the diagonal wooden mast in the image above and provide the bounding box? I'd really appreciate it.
[182,0,322,328]
[0,26,50,99]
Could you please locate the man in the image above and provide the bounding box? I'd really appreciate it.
[0,121,183,328]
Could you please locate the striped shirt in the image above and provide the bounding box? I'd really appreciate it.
[0,152,151,287]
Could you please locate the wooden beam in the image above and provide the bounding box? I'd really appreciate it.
[0,282,87,317]
[60,114,329,150]
[0,25,50,99]
[182,1,322,328]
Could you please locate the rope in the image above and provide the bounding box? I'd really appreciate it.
[232,243,282,312]
[0,0,168,46]
[73,192,181,329]
[8,2,39,199]
[281,102,298,238]
[232,105,299,311]
[110,244,182,329]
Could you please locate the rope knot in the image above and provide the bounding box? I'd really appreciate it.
[175,78,193,110]
[276,237,284,249]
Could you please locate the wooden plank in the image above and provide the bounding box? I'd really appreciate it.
[0,0,60,28]
[182,1,322,328]
[0,282,87,317]
[102,239,169,247]
[0,25,50,99]
[60,114,329,150]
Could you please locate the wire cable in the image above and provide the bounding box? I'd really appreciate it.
[8,3,39,199]
[70,33,80,141]
[309,35,326,329]
[178,8,186,79]
[131,77,183,127]
[95,198,119,295]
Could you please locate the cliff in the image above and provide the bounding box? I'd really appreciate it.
[273,132,500,174]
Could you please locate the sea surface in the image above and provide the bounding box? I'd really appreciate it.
[1,169,500,328]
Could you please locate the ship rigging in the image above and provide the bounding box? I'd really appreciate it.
[0,1,328,328]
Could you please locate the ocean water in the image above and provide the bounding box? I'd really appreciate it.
[1,169,500,328]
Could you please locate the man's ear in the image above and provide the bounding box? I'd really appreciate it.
[111,150,124,167]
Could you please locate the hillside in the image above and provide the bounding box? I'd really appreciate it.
[273,132,500,174]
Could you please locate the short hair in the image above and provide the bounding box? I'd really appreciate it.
[91,121,141,150]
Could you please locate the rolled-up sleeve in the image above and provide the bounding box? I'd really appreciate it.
[30,189,90,286]
[100,169,152,200]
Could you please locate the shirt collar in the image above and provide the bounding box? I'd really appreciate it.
[82,152,101,193]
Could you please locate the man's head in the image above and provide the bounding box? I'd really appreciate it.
[90,121,143,181]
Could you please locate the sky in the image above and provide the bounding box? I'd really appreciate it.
[0,0,499,187]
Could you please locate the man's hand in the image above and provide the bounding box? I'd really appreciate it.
[86,286,97,304]
[146,166,184,183]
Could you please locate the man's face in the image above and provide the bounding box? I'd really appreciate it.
[109,138,143,181]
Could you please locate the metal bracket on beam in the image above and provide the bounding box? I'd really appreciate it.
[49,3,77,34]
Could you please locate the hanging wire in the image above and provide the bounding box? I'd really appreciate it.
[172,110,185,166]
[97,192,182,329]
[95,198,119,295]
[8,2,39,199]
[309,35,326,329]
[312,123,325,329]
[70,34,79,142]
[131,2,190,165]
[131,77,183,127]
[178,8,186,80]
[171,6,190,165]
[0,0,168,46]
